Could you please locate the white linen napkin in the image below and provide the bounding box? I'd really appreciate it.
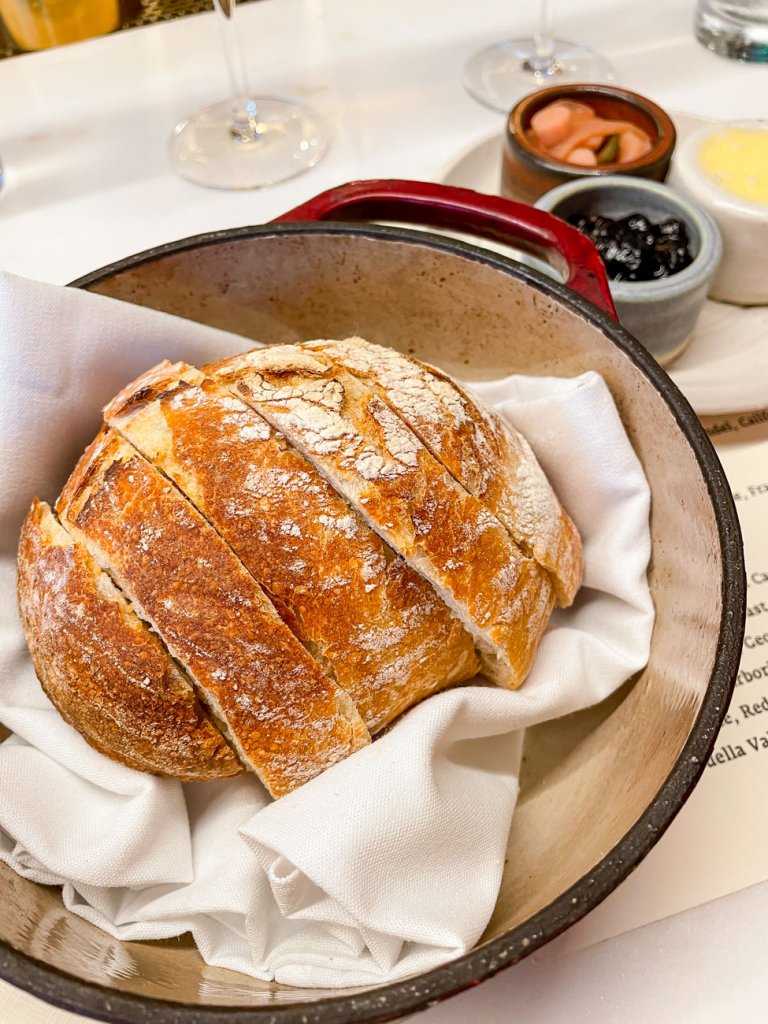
[0,270,654,988]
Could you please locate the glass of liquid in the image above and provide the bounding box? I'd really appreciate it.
[0,0,119,51]
[695,0,768,61]
[169,0,330,190]
[463,0,616,114]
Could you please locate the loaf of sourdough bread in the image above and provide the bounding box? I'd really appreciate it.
[17,338,582,797]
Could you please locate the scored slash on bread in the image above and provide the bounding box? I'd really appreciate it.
[301,337,583,607]
[55,428,370,797]
[16,498,242,781]
[103,360,479,734]
[206,346,556,689]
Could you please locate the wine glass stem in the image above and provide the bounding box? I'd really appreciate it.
[527,0,559,75]
[213,0,261,142]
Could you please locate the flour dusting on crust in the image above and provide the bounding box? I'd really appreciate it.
[106,366,479,734]
[209,345,555,689]
[304,337,582,606]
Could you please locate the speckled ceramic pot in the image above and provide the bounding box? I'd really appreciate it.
[502,83,677,205]
[0,181,744,1024]
[536,175,723,366]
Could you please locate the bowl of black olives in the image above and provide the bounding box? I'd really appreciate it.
[535,175,722,366]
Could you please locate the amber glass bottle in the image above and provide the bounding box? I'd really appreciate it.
[0,0,120,51]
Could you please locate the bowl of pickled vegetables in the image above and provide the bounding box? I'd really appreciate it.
[502,83,677,205]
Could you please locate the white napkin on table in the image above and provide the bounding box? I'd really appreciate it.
[0,271,654,988]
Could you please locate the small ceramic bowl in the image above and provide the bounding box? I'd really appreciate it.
[502,84,677,205]
[668,119,768,305]
[535,175,723,366]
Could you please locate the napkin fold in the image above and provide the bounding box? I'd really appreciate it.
[0,271,654,988]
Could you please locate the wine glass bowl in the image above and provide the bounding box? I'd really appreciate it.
[464,37,616,113]
[169,0,330,190]
[463,1,616,114]
[501,83,677,204]
[170,96,330,190]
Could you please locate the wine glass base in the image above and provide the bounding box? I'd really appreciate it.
[170,96,330,190]
[463,38,617,113]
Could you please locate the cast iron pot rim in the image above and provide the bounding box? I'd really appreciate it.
[1,222,745,1024]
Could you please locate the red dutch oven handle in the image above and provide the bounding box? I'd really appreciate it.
[274,179,618,320]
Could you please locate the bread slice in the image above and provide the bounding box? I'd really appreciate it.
[303,337,583,607]
[207,347,555,689]
[56,429,370,797]
[17,498,241,781]
[103,361,479,733]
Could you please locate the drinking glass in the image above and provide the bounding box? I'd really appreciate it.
[695,0,768,61]
[0,0,119,50]
[170,0,330,190]
[463,0,616,113]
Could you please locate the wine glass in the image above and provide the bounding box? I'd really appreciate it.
[463,0,617,114]
[170,0,330,190]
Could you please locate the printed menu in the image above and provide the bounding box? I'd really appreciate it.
[540,407,768,957]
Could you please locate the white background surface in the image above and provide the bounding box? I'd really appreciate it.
[1,0,768,1020]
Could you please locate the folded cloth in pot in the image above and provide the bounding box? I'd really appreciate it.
[0,271,653,987]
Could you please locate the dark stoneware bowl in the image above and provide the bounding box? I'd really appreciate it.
[535,175,722,366]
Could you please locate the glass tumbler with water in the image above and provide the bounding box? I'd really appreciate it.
[695,0,768,61]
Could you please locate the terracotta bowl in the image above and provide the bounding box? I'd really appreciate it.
[0,181,744,1024]
[502,83,677,204]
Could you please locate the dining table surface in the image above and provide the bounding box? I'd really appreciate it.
[1,0,768,1021]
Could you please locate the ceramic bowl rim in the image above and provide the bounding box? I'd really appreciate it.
[534,174,723,301]
[505,83,677,178]
[674,120,768,223]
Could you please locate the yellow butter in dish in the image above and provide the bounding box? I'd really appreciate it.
[697,126,768,207]
[669,120,768,305]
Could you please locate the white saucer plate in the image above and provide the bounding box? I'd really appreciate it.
[439,113,768,417]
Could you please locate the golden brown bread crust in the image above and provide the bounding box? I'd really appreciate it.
[19,338,578,789]
[104,362,479,733]
[206,347,555,689]
[55,429,370,797]
[16,498,241,781]
[303,337,583,607]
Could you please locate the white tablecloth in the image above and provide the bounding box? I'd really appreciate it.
[1,0,766,1020]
